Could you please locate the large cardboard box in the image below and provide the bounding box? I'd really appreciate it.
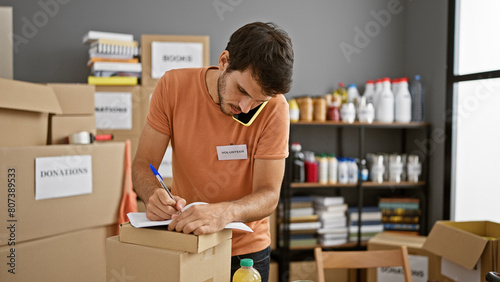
[0,143,125,246]
[0,78,62,146]
[49,115,96,144]
[0,7,13,79]
[95,85,142,135]
[106,235,231,281]
[423,221,500,282]
[0,225,115,282]
[119,222,232,253]
[367,232,449,282]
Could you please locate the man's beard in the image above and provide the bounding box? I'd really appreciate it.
[217,71,240,116]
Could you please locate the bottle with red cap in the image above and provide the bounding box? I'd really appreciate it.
[333,82,348,105]
[394,77,412,123]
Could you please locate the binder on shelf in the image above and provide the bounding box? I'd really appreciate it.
[88,76,138,86]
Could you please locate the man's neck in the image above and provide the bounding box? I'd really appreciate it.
[205,68,220,104]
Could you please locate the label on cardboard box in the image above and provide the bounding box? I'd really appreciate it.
[151,41,203,78]
[95,92,132,129]
[377,254,428,282]
[35,155,92,200]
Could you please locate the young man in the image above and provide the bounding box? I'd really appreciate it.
[132,22,294,281]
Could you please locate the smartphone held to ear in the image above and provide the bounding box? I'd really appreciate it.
[232,101,268,126]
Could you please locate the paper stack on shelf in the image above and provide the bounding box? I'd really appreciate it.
[348,206,383,242]
[287,196,319,247]
[379,197,421,235]
[313,196,348,246]
[83,30,141,85]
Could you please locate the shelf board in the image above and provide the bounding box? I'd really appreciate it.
[290,181,425,189]
[291,121,429,129]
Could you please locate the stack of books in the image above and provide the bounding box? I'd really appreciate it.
[379,197,421,235]
[313,196,348,246]
[348,206,383,242]
[83,30,141,85]
[287,196,320,247]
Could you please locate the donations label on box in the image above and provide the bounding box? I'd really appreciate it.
[35,155,92,200]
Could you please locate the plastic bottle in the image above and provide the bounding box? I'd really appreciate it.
[347,84,360,105]
[232,258,261,282]
[394,77,412,123]
[327,154,338,184]
[289,98,299,123]
[340,102,356,123]
[360,159,369,181]
[363,80,375,105]
[410,74,425,122]
[391,78,401,95]
[290,142,305,183]
[317,154,328,184]
[348,158,359,184]
[338,158,348,184]
[375,77,394,123]
[373,79,383,108]
[304,151,318,183]
[334,82,348,105]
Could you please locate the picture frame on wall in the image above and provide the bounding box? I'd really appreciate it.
[141,34,210,88]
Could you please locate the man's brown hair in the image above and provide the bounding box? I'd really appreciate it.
[225,22,294,96]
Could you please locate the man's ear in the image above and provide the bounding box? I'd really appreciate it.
[218,50,230,71]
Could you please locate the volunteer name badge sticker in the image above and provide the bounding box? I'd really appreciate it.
[216,145,248,160]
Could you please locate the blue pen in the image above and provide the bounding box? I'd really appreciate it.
[149,164,175,201]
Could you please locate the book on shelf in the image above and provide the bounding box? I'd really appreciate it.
[312,196,344,206]
[348,206,382,222]
[89,43,139,57]
[91,62,142,73]
[88,57,139,67]
[314,203,348,213]
[317,226,348,235]
[290,207,314,217]
[82,30,134,44]
[87,76,138,86]
[382,214,420,224]
[89,51,135,60]
[291,195,314,203]
[290,201,313,209]
[378,197,420,210]
[320,216,347,228]
[349,224,384,234]
[289,214,318,223]
[382,223,420,231]
[381,208,421,216]
[92,71,141,78]
[288,221,321,231]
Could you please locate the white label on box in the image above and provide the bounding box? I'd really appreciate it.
[95,92,132,129]
[151,41,203,79]
[441,257,480,282]
[377,254,428,282]
[158,146,173,178]
[35,155,92,200]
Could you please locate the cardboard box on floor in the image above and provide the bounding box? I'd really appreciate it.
[0,225,115,282]
[367,232,450,282]
[119,222,232,253]
[0,142,125,246]
[106,235,232,281]
[0,78,62,146]
[423,221,500,282]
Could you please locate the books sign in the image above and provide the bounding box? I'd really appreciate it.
[377,254,428,282]
[35,155,92,200]
[151,41,203,78]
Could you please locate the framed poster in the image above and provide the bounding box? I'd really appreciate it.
[141,35,210,87]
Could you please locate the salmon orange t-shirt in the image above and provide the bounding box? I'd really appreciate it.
[147,67,290,256]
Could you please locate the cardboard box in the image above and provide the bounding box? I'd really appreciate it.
[0,225,115,282]
[94,85,142,134]
[49,114,96,144]
[0,78,62,146]
[119,222,232,253]
[423,221,500,282]
[0,7,13,79]
[47,83,95,115]
[368,232,449,282]
[106,235,231,281]
[0,142,125,246]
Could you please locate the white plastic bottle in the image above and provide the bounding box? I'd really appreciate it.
[394,77,412,123]
[373,78,383,109]
[363,80,375,105]
[348,158,359,184]
[338,158,349,184]
[347,84,360,105]
[317,154,328,184]
[327,154,338,184]
[410,74,425,122]
[375,77,394,123]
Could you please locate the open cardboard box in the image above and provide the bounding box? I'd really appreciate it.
[119,222,232,253]
[423,221,500,282]
[0,78,62,146]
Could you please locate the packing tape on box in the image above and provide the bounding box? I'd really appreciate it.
[66,131,113,145]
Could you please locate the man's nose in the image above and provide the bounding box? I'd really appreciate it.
[239,96,256,113]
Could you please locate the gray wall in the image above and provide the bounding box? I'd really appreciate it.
[2,0,448,231]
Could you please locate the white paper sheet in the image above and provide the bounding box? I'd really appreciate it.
[127,202,253,232]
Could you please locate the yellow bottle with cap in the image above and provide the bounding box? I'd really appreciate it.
[289,98,300,122]
[232,258,261,282]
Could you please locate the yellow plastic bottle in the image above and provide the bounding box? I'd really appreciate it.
[289,98,300,122]
[334,82,348,105]
[232,258,261,282]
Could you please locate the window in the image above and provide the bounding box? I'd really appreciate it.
[446,0,500,222]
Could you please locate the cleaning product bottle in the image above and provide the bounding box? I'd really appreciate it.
[363,80,375,105]
[347,83,360,105]
[233,258,261,282]
[394,77,412,123]
[375,77,394,123]
[289,98,299,123]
